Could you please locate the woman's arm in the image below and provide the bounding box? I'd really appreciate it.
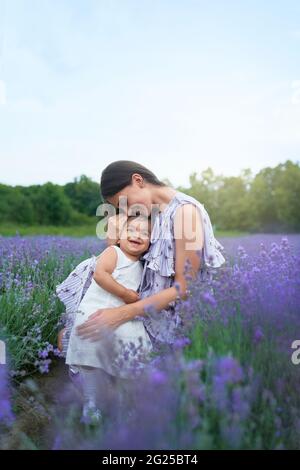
[76,204,204,339]
[121,202,204,319]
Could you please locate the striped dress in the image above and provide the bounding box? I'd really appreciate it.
[136,190,226,346]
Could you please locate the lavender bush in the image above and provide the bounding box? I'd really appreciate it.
[0,233,299,449]
[0,234,105,376]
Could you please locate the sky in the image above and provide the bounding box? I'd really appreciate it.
[0,0,299,188]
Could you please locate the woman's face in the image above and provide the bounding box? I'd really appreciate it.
[106,175,153,217]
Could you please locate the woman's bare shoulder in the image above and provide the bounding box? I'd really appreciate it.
[173,203,203,229]
[173,203,204,251]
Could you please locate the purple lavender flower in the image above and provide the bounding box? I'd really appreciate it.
[173,337,191,349]
[253,326,264,344]
[0,365,15,426]
[38,349,49,359]
[216,356,244,384]
[149,369,168,385]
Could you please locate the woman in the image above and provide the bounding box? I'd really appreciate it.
[75,160,225,350]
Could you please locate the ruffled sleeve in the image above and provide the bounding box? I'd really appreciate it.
[141,211,175,277]
[197,203,226,268]
[56,257,92,315]
[141,195,226,277]
[55,256,96,357]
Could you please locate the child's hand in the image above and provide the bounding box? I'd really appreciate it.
[121,289,140,304]
[57,328,66,352]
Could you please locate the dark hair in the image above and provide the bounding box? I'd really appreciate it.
[100,160,166,200]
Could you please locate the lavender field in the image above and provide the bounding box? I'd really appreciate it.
[0,233,300,449]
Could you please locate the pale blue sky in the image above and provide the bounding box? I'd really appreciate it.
[0,0,299,187]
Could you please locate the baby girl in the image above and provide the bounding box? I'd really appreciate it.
[65,214,153,423]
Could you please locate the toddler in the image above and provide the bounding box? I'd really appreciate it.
[65,215,153,423]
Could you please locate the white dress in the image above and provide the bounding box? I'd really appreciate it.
[66,245,153,378]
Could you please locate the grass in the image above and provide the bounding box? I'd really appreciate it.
[0,223,101,237]
[0,223,248,238]
[213,229,248,238]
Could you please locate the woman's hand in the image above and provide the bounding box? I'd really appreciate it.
[76,306,125,341]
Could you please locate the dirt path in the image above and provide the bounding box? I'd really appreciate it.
[1,359,73,450]
[2,358,137,449]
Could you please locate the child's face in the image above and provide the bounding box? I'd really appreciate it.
[119,217,150,256]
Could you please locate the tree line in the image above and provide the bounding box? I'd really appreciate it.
[0,175,100,226]
[178,160,300,232]
[0,160,299,232]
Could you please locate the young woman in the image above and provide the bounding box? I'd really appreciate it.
[75,160,225,349]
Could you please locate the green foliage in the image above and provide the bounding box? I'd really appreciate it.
[0,160,299,231]
[215,173,252,231]
[0,177,102,227]
[64,174,102,217]
[0,184,35,224]
[247,161,300,232]
[31,183,73,225]
[179,160,300,232]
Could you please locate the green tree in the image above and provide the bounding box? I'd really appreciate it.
[1,161,299,231]
[0,184,35,224]
[248,161,300,232]
[273,160,300,231]
[178,168,222,224]
[248,167,280,232]
[215,175,252,231]
[64,175,102,217]
[33,182,73,225]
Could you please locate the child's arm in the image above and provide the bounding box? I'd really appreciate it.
[93,246,139,304]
